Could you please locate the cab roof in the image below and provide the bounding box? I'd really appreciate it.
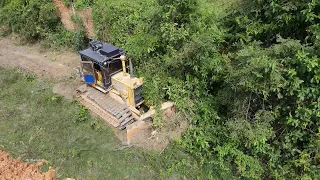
[78,41,125,65]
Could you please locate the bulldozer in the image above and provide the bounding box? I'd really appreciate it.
[76,40,174,140]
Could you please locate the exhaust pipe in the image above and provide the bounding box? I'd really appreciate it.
[129,58,134,78]
[120,55,127,76]
[118,55,133,78]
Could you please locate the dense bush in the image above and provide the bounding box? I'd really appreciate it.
[92,0,320,179]
[0,0,60,40]
[0,0,10,8]
[63,0,95,8]
[0,0,87,50]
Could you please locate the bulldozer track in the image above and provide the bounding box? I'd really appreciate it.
[76,85,136,129]
[77,94,120,127]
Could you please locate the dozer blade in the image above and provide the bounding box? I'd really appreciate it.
[76,84,137,129]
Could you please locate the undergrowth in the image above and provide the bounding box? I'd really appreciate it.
[0,0,87,50]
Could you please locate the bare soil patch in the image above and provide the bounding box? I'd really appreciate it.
[0,36,81,99]
[53,0,94,37]
[0,150,54,180]
[53,81,83,99]
[0,37,78,80]
[130,113,188,151]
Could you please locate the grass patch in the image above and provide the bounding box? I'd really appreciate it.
[0,67,217,179]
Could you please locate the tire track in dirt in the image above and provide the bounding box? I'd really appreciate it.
[0,37,76,79]
[0,37,82,99]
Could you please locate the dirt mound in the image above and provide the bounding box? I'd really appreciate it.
[0,150,55,180]
[130,112,188,151]
[53,0,94,37]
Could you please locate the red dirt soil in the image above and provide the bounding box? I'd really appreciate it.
[0,150,55,180]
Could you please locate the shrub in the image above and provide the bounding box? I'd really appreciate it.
[0,0,60,40]
[0,0,88,50]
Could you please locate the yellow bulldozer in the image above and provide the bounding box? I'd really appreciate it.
[76,41,174,142]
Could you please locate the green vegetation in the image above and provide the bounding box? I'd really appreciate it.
[1,0,320,179]
[0,67,216,179]
[0,0,87,49]
[63,0,95,8]
[92,1,320,178]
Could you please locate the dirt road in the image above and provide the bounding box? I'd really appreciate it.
[0,37,78,79]
[0,37,81,99]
